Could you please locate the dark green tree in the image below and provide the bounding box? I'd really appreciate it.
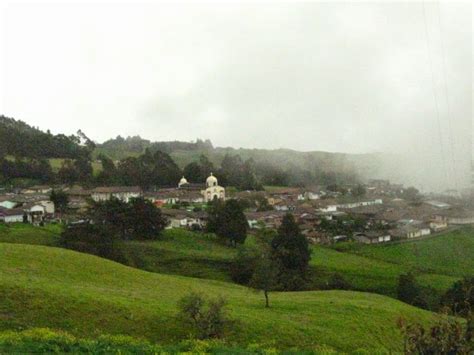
[215,199,248,247]
[271,213,311,291]
[183,162,202,183]
[397,272,420,305]
[441,277,474,317]
[127,197,168,240]
[49,189,69,219]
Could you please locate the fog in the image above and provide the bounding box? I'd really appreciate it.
[0,1,471,192]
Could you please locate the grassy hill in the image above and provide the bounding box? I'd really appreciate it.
[0,242,437,352]
[0,224,466,298]
[334,228,474,279]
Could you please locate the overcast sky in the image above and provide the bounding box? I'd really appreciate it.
[0,1,472,189]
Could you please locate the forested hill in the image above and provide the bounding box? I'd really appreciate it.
[95,135,381,183]
[0,115,91,159]
[0,115,380,187]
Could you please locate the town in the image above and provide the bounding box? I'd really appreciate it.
[1,174,473,246]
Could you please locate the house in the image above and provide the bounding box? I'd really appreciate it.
[0,199,17,209]
[432,209,474,225]
[429,220,448,232]
[390,225,430,239]
[22,185,53,194]
[162,209,206,229]
[0,207,24,223]
[354,231,391,244]
[91,186,142,202]
[22,203,46,224]
[424,200,451,209]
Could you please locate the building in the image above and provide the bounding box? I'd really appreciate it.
[0,207,24,223]
[91,186,142,202]
[201,173,225,202]
[354,231,391,244]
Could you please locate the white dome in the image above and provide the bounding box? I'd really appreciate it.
[206,173,218,186]
[179,176,188,186]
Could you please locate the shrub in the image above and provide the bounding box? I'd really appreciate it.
[441,276,474,317]
[177,292,234,339]
[328,272,351,290]
[398,315,473,354]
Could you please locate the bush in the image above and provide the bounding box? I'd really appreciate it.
[177,292,235,339]
[398,315,473,354]
[230,246,259,285]
[441,276,474,317]
[328,272,351,290]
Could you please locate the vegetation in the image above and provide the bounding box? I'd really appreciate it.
[272,214,311,291]
[398,315,473,354]
[177,292,235,339]
[0,328,292,354]
[441,277,474,318]
[0,242,439,352]
[207,199,248,246]
[60,197,167,259]
[334,228,474,279]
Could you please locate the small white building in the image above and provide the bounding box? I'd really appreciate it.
[201,174,225,202]
[0,200,17,209]
[91,186,142,202]
[0,208,24,223]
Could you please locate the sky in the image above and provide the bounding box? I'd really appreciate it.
[0,1,472,190]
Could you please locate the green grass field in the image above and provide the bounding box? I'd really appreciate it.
[334,228,474,279]
[0,242,438,352]
[0,223,61,246]
[0,223,467,299]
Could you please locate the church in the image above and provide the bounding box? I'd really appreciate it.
[178,173,225,202]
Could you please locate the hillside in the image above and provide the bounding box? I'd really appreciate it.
[0,242,437,352]
[0,115,89,159]
[0,224,464,297]
[335,228,474,279]
[94,135,377,181]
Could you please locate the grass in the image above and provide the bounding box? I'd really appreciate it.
[0,242,438,352]
[0,223,61,246]
[0,223,465,298]
[309,246,458,297]
[49,158,103,176]
[0,328,295,354]
[122,229,237,281]
[335,228,474,279]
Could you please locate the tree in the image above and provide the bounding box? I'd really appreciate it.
[248,233,278,308]
[91,197,167,240]
[328,272,351,290]
[215,199,248,247]
[183,162,202,183]
[49,189,69,219]
[441,277,474,317]
[271,213,311,291]
[177,292,234,339]
[96,154,117,185]
[127,197,168,240]
[352,184,366,197]
[398,272,421,305]
[59,223,125,262]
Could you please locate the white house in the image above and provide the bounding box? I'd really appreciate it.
[0,208,24,223]
[354,232,391,244]
[0,200,17,209]
[22,204,46,224]
[91,186,142,202]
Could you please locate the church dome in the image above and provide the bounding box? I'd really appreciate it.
[178,176,188,186]
[206,173,218,186]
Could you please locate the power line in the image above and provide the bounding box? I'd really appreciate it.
[422,1,449,189]
[436,1,459,191]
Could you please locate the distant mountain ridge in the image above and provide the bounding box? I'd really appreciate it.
[95,135,382,183]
